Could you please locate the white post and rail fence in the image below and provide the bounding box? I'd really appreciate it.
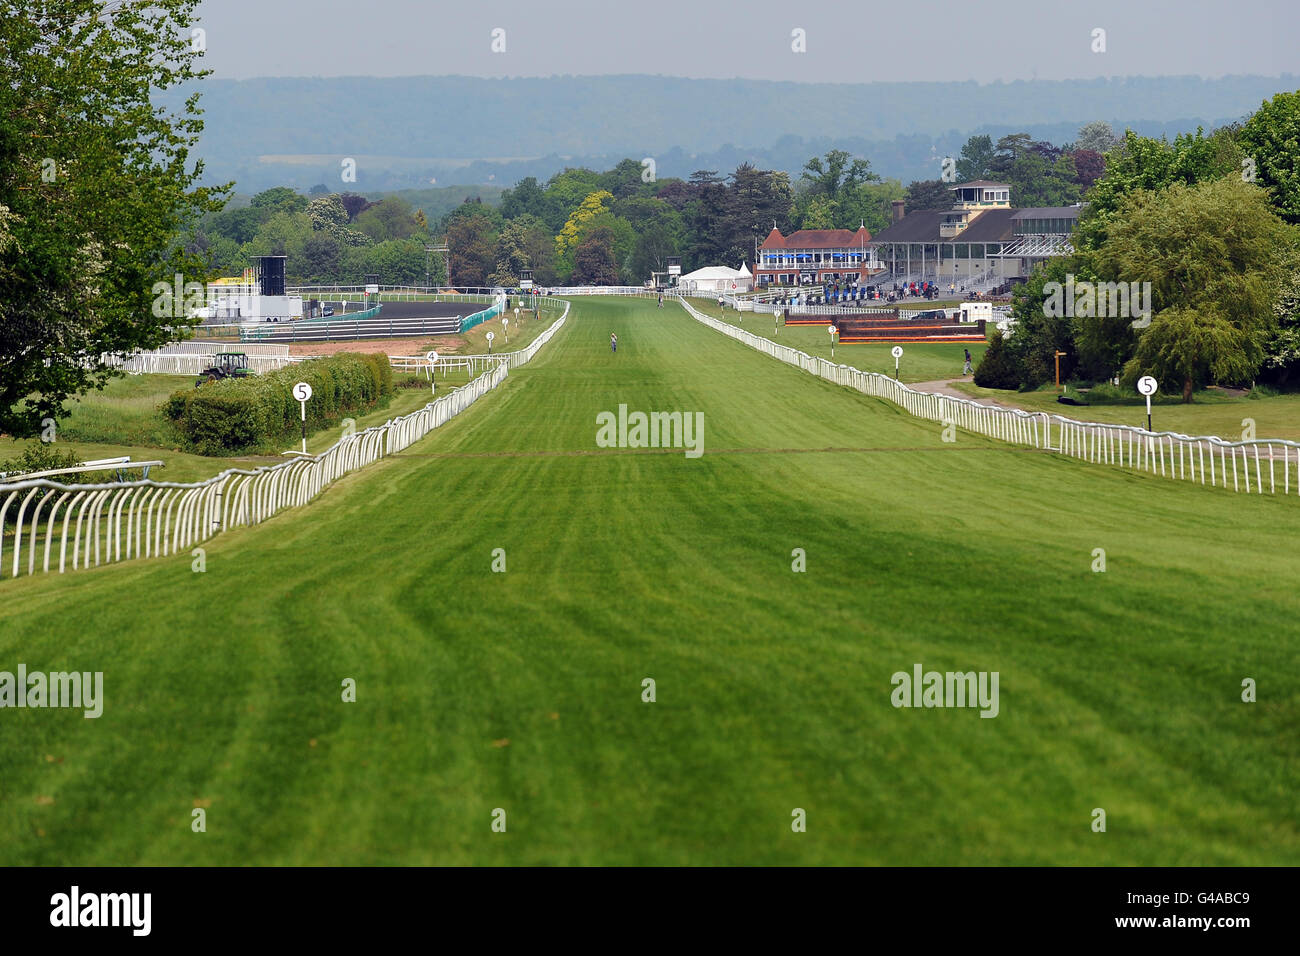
[676,297,1300,498]
[0,302,569,583]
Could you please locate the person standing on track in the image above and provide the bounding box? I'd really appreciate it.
[611,332,618,354]
[963,348,973,375]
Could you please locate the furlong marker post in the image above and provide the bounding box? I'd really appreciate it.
[294,381,313,454]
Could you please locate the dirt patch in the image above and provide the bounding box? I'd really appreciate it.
[288,336,466,358]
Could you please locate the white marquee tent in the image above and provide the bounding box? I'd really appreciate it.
[678,264,753,294]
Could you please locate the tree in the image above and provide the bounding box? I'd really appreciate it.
[363,238,427,285]
[801,196,837,229]
[989,133,1034,175]
[243,211,313,265]
[205,205,272,244]
[445,213,497,286]
[601,158,651,199]
[556,190,612,258]
[985,139,1082,207]
[555,190,613,279]
[301,234,341,284]
[544,168,604,231]
[1103,177,1296,400]
[955,135,995,183]
[354,197,419,242]
[904,179,952,211]
[800,149,877,201]
[626,206,683,283]
[1003,256,1084,387]
[489,220,532,286]
[839,179,906,234]
[306,195,370,247]
[1128,309,1260,402]
[338,193,373,221]
[251,186,307,213]
[498,214,559,285]
[308,195,349,230]
[572,226,619,285]
[1075,127,1244,251]
[1072,149,1106,189]
[0,0,225,437]
[973,332,1022,390]
[500,176,549,221]
[726,163,793,258]
[1263,269,1300,387]
[1075,121,1119,155]
[1238,90,1300,225]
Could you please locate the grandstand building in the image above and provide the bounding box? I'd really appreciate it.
[754,225,881,287]
[868,182,1080,290]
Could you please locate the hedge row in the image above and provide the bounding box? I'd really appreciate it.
[163,352,394,455]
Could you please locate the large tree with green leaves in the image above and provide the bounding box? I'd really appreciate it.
[955,135,995,183]
[1074,127,1244,252]
[1106,177,1297,399]
[0,0,225,437]
[1238,90,1300,226]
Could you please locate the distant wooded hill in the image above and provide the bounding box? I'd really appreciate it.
[165,73,1297,192]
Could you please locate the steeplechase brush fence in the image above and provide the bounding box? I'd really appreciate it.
[0,301,569,582]
[678,298,1300,497]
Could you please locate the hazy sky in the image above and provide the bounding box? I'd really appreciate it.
[194,0,1299,83]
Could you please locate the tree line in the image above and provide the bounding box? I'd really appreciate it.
[975,95,1300,400]
[187,120,1121,290]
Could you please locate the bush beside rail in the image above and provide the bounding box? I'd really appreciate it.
[163,352,394,455]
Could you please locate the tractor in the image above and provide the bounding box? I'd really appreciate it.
[195,352,254,387]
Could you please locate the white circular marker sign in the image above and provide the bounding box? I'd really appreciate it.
[1137,375,1158,396]
[425,350,438,363]
[891,346,904,359]
[486,331,495,342]
[293,382,313,402]
[828,325,838,335]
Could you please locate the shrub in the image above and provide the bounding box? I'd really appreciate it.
[1084,381,1181,405]
[165,352,395,455]
[1,443,84,479]
[0,444,95,529]
[973,333,1022,390]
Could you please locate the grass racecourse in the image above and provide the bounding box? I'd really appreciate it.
[1,295,1298,865]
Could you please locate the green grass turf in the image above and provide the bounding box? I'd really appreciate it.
[694,300,988,382]
[1,295,1297,865]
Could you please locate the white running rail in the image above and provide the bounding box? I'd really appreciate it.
[677,297,1300,497]
[0,302,570,582]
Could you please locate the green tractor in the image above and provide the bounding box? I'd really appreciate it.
[195,351,254,387]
